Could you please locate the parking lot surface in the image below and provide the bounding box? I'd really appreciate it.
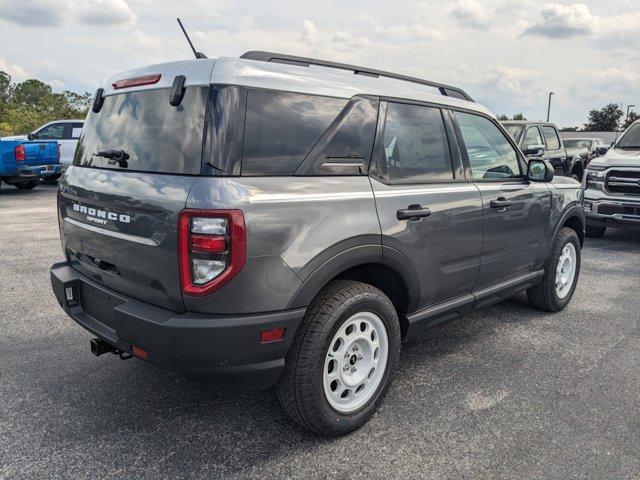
[1,184,639,479]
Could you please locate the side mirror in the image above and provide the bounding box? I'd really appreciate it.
[596,145,610,156]
[27,133,34,141]
[523,144,545,156]
[528,159,554,182]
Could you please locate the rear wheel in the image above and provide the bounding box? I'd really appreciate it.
[277,280,401,436]
[585,225,606,238]
[527,227,581,312]
[14,180,39,190]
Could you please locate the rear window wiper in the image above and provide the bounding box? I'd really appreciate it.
[94,149,130,168]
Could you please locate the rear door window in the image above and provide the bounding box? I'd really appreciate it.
[242,89,347,175]
[74,86,208,175]
[541,126,561,150]
[378,102,454,183]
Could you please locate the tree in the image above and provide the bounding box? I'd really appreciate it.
[623,111,640,130]
[0,72,91,136]
[584,103,624,131]
[512,112,526,121]
[497,114,509,121]
[560,127,579,132]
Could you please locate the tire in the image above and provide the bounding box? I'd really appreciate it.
[277,280,401,436]
[527,227,581,312]
[14,180,39,190]
[585,225,606,238]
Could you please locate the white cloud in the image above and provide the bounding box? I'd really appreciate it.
[449,0,490,28]
[522,3,601,39]
[0,58,30,81]
[76,0,137,26]
[0,0,65,27]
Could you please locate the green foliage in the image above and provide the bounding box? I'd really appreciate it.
[0,72,91,137]
[584,103,624,131]
[623,111,640,130]
[497,113,527,121]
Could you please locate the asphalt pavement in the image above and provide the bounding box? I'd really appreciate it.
[1,183,638,479]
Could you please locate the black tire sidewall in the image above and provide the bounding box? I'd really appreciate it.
[305,290,401,434]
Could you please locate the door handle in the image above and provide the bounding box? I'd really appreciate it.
[397,204,432,221]
[490,197,513,210]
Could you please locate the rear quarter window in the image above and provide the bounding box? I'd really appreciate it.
[241,89,347,175]
[541,126,561,150]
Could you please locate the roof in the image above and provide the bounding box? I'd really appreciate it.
[100,56,492,117]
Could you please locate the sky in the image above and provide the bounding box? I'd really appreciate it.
[1,0,639,127]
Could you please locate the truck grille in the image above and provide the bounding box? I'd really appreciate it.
[598,205,640,217]
[606,169,640,195]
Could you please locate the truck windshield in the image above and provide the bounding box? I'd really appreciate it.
[74,86,208,174]
[617,123,640,149]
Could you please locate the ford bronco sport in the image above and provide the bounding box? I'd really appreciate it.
[51,52,585,436]
[583,120,640,237]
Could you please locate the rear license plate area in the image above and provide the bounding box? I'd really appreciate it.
[80,283,123,328]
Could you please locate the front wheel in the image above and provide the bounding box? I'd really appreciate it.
[527,227,581,312]
[277,280,401,436]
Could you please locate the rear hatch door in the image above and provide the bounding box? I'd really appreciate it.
[59,82,210,312]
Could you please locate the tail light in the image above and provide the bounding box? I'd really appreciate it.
[57,143,62,160]
[15,145,25,162]
[178,209,246,296]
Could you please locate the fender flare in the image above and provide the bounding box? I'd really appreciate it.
[549,203,585,256]
[286,243,421,312]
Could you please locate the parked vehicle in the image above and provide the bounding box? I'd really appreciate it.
[563,137,607,166]
[0,139,61,190]
[502,121,585,180]
[583,120,640,237]
[50,52,585,436]
[1,120,84,180]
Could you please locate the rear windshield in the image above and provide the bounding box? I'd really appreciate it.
[74,86,207,175]
[563,139,592,149]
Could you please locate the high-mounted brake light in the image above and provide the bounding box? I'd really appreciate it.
[178,209,246,296]
[112,74,161,90]
[15,145,25,162]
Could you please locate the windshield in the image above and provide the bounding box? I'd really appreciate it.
[502,124,523,142]
[74,86,208,174]
[616,123,640,149]
[563,139,592,149]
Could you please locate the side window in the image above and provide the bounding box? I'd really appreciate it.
[242,89,347,175]
[454,111,522,180]
[35,123,65,140]
[299,96,379,175]
[70,123,83,139]
[379,102,453,183]
[541,126,560,150]
[523,126,543,147]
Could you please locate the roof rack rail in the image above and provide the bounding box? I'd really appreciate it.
[240,51,474,102]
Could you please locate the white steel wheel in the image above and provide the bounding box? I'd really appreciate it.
[322,311,389,414]
[555,242,577,299]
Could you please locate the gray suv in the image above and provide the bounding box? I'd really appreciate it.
[50,52,585,436]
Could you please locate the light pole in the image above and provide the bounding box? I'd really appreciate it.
[546,92,554,122]
[626,104,635,124]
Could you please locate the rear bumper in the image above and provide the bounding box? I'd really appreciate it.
[50,261,305,388]
[584,191,640,230]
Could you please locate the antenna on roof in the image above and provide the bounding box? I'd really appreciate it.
[177,18,207,59]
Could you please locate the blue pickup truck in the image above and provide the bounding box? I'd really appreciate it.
[0,139,61,190]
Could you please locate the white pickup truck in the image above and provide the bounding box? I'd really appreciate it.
[1,120,84,180]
